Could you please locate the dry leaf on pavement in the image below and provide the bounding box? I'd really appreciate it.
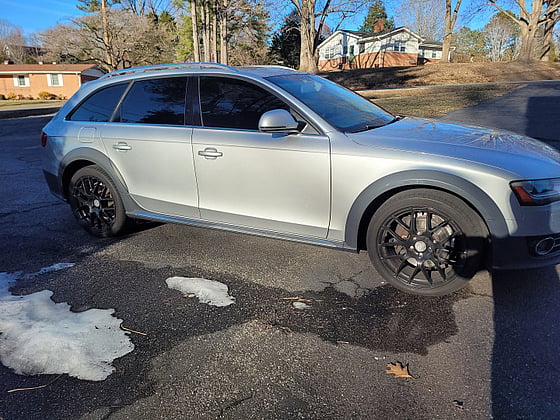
[386,362,413,378]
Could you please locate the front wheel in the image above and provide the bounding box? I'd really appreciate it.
[68,165,127,238]
[367,189,488,296]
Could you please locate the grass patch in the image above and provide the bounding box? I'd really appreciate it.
[369,85,516,118]
[0,100,65,108]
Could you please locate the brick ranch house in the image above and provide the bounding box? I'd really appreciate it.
[317,27,443,72]
[0,63,104,99]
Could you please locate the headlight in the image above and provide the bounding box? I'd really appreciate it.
[510,178,560,206]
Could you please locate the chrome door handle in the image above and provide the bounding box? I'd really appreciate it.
[198,148,223,159]
[113,142,132,151]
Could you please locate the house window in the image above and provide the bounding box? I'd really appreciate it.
[432,51,437,58]
[394,41,406,52]
[13,75,30,87]
[48,74,63,87]
[325,46,340,59]
[349,45,355,56]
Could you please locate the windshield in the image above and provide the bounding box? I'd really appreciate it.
[266,73,394,133]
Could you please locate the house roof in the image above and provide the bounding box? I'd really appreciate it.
[0,64,100,74]
[318,27,424,50]
[419,40,443,48]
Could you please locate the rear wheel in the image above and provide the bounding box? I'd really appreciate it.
[367,189,488,296]
[68,165,127,237]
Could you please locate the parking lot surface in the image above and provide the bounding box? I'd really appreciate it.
[1,83,560,418]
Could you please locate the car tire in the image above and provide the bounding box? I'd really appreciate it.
[367,189,488,296]
[68,165,128,238]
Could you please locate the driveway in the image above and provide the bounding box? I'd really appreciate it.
[0,87,559,419]
[443,80,560,147]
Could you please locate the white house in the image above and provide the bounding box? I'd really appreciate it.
[317,27,443,72]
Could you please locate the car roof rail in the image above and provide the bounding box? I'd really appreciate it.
[101,62,238,79]
[241,65,297,71]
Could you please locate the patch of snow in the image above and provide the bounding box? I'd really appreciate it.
[21,262,76,280]
[0,269,134,381]
[292,302,311,310]
[166,277,235,307]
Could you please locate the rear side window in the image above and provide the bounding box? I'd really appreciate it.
[199,77,288,130]
[117,77,188,125]
[68,83,127,122]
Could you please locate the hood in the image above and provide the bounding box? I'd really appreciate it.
[348,117,560,177]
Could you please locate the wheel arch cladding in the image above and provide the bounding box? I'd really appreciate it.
[59,148,136,210]
[345,170,509,251]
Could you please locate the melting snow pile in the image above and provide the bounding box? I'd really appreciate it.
[166,277,235,307]
[0,266,134,381]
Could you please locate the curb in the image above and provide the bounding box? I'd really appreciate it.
[0,107,61,120]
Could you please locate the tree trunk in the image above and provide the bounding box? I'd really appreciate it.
[298,0,318,73]
[441,0,461,63]
[201,0,211,61]
[219,0,228,64]
[517,19,540,62]
[190,0,200,62]
[101,0,115,69]
[211,1,218,62]
[541,6,558,61]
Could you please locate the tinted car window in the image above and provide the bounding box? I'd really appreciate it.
[118,77,188,125]
[69,83,127,122]
[199,77,288,130]
[267,73,394,133]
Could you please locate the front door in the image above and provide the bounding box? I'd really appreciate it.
[192,76,331,238]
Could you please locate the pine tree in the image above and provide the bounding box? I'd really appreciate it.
[269,10,301,68]
[359,0,394,32]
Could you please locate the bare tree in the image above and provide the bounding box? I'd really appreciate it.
[399,0,445,41]
[541,0,560,60]
[289,0,367,73]
[441,0,463,62]
[484,11,519,61]
[0,20,28,63]
[488,0,560,62]
[41,10,176,71]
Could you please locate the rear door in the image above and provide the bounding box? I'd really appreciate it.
[101,76,199,218]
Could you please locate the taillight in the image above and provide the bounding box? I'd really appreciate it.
[41,131,48,147]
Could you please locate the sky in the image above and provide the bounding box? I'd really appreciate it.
[1,0,494,40]
[0,0,86,35]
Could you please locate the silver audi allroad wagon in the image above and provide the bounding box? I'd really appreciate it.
[41,63,560,296]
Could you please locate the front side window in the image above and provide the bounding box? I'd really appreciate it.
[69,83,128,122]
[117,77,188,125]
[267,73,394,133]
[199,77,288,130]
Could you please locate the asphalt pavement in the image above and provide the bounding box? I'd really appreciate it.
[442,80,560,146]
[0,82,560,419]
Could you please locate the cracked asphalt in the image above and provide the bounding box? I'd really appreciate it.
[1,87,560,419]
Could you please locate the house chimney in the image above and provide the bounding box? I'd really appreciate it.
[373,19,385,33]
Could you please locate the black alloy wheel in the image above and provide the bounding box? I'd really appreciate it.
[68,165,127,237]
[367,189,488,296]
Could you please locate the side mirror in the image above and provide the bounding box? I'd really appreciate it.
[258,109,302,134]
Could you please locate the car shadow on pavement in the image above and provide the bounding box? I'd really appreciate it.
[526,95,560,149]
[491,266,560,418]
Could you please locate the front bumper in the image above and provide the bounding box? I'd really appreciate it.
[491,234,560,270]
